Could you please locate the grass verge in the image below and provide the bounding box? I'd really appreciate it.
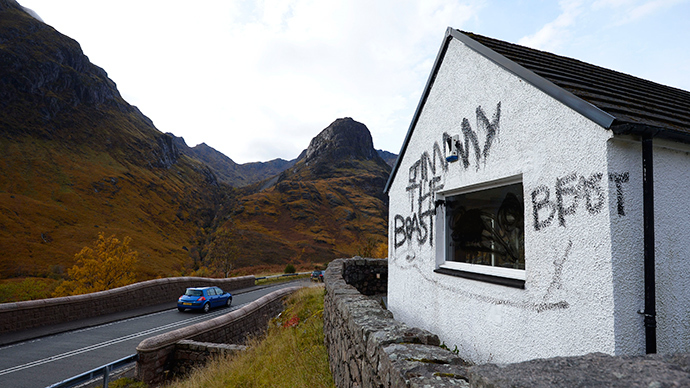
[166,285,335,388]
[254,273,310,286]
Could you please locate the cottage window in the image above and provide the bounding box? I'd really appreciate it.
[436,177,525,288]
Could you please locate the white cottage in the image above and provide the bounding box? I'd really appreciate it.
[385,28,690,364]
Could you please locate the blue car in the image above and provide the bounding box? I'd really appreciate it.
[177,286,232,313]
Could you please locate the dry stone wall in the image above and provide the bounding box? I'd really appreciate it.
[0,276,255,334]
[324,258,690,387]
[324,258,471,387]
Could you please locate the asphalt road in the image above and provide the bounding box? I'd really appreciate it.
[0,280,308,388]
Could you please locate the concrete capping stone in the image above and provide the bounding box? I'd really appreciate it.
[324,258,690,388]
[135,286,301,385]
[137,286,299,352]
[176,339,247,353]
[324,258,464,388]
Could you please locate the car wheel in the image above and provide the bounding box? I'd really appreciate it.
[226,297,232,307]
[203,302,210,313]
[178,307,185,312]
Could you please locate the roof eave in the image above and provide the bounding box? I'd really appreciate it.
[453,29,616,129]
[611,121,690,144]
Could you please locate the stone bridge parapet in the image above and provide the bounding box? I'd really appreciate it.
[135,286,300,385]
[0,276,255,334]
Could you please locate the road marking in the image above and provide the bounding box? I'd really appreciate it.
[0,305,242,376]
[0,280,307,377]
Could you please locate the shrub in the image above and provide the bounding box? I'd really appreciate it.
[0,278,57,303]
[53,233,138,296]
[284,263,296,274]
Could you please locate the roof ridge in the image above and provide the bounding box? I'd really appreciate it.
[458,30,690,134]
[459,30,690,97]
[384,29,690,193]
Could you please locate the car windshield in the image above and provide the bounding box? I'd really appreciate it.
[185,289,203,296]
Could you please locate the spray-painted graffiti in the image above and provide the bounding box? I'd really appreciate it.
[390,247,569,312]
[455,103,501,170]
[394,103,502,249]
[531,172,630,231]
[609,172,630,216]
[394,142,446,249]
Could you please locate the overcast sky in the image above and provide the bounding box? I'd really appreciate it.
[17,0,690,164]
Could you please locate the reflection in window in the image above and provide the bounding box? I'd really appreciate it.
[446,183,524,270]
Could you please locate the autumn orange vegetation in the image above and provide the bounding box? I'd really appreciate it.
[1,7,391,305]
[52,233,138,296]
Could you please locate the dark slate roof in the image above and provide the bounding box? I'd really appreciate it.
[385,29,690,193]
[461,30,690,135]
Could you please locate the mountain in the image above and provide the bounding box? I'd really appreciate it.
[377,149,398,167]
[225,118,391,267]
[0,1,229,279]
[0,1,394,285]
[171,136,298,187]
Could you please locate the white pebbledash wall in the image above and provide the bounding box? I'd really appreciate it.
[387,37,690,364]
[609,137,690,357]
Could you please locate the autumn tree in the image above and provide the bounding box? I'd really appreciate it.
[53,233,138,296]
[373,242,388,259]
[355,238,388,259]
[206,226,238,278]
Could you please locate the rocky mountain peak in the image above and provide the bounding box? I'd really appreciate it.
[304,118,378,164]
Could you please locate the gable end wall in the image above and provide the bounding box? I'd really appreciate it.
[387,37,623,364]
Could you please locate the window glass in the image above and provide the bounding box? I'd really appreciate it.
[446,182,524,270]
[208,288,216,296]
[185,289,203,296]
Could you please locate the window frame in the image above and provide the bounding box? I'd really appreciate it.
[434,175,526,289]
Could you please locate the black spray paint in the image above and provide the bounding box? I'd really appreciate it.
[543,240,572,303]
[532,172,629,231]
[608,172,629,216]
[395,142,447,249]
[394,102,502,250]
[390,247,569,312]
[580,173,605,214]
[455,103,501,170]
[555,173,579,227]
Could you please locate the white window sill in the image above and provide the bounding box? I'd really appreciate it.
[436,262,526,289]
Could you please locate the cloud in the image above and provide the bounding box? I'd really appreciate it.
[518,0,585,51]
[594,0,688,25]
[191,0,485,162]
[8,1,500,163]
[20,6,44,22]
[518,0,687,52]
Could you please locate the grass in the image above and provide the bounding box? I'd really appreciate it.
[0,277,58,303]
[166,286,335,388]
[103,377,147,388]
[254,273,310,286]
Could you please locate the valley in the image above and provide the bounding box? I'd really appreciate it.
[0,0,395,300]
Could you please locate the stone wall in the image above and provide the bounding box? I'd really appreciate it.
[172,340,246,376]
[341,257,388,295]
[136,286,300,385]
[324,258,471,387]
[0,276,255,334]
[324,258,690,387]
